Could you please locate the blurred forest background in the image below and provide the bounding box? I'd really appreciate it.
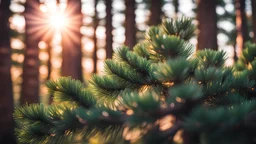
[0,0,256,143]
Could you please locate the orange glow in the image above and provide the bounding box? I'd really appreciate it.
[82,58,94,73]
[11,38,24,49]
[53,45,62,53]
[16,54,24,63]
[41,86,48,94]
[159,115,175,131]
[11,54,24,63]
[83,41,94,53]
[97,39,106,47]
[126,109,134,115]
[174,130,183,143]
[53,32,62,44]
[11,67,22,79]
[235,2,243,58]
[51,71,61,80]
[51,58,62,68]
[123,127,142,142]
[39,52,49,61]
[97,48,106,60]
[13,85,21,102]
[39,65,48,75]
[38,41,47,49]
[97,60,104,73]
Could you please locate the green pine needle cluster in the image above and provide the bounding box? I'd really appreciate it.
[14,17,256,144]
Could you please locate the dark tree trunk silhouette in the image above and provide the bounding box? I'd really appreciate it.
[44,32,53,81]
[21,0,40,104]
[93,0,98,73]
[197,0,218,51]
[235,0,249,58]
[125,0,136,49]
[149,0,163,26]
[61,0,83,81]
[46,39,53,104]
[106,0,113,58]
[251,0,256,43]
[46,41,52,80]
[0,1,15,143]
[173,0,179,17]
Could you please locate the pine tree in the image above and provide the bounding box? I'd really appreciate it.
[0,0,15,143]
[125,0,136,49]
[14,17,256,144]
[251,0,256,43]
[235,0,249,58]
[173,0,179,17]
[61,0,83,81]
[21,0,41,104]
[105,0,114,59]
[149,0,163,26]
[197,0,218,51]
[93,0,99,73]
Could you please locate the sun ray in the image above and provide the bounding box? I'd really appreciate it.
[24,0,83,50]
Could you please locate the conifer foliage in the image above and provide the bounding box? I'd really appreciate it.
[14,18,256,144]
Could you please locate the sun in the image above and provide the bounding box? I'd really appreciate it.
[25,1,82,42]
[39,2,68,29]
[49,13,67,29]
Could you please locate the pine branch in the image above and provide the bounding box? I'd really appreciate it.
[195,50,227,68]
[133,41,151,59]
[183,101,256,132]
[104,59,146,85]
[14,18,256,144]
[152,57,191,82]
[14,104,82,143]
[161,17,195,40]
[46,77,96,108]
[150,35,193,60]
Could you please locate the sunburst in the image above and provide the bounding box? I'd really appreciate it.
[49,12,67,29]
[25,1,82,43]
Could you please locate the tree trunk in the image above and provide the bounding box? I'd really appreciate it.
[235,0,249,58]
[251,0,256,43]
[44,31,53,81]
[0,1,15,143]
[21,0,40,104]
[125,0,136,49]
[197,0,218,51]
[106,0,113,59]
[173,0,179,17]
[149,0,163,26]
[46,41,52,81]
[61,0,83,81]
[46,39,53,104]
[93,0,98,73]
